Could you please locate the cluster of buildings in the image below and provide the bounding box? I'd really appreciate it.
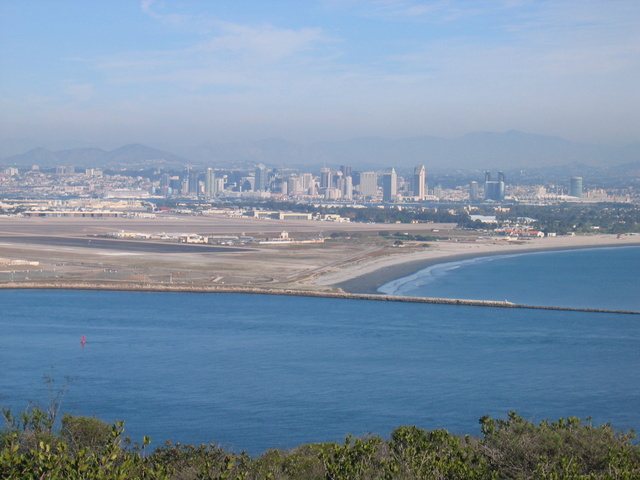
[154,164,434,203]
[103,230,254,245]
[1,161,630,206]
[0,165,152,198]
[102,229,325,246]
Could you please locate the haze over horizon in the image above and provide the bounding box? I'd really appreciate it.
[2,1,639,154]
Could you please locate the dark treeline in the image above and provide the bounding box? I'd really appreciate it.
[158,199,640,235]
[2,406,639,479]
[244,201,640,233]
[499,203,640,235]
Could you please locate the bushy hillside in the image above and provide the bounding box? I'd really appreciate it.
[2,406,638,479]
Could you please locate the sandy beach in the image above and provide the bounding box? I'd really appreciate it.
[314,234,640,294]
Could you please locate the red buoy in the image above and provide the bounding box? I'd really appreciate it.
[81,335,86,344]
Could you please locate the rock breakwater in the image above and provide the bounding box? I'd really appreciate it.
[1,281,638,315]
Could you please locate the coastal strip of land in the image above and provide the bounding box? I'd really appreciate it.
[1,214,639,313]
[1,281,638,315]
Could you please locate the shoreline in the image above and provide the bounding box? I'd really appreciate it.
[0,281,637,315]
[321,236,640,294]
[0,233,638,312]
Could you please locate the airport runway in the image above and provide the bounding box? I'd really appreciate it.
[0,236,251,253]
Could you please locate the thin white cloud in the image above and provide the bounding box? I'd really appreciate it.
[199,23,329,63]
[140,0,153,14]
[141,0,191,28]
[364,0,489,21]
[109,0,337,92]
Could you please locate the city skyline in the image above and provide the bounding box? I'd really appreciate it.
[2,1,639,155]
[8,157,626,205]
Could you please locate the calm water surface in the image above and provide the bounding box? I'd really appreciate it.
[1,286,639,454]
[380,246,640,311]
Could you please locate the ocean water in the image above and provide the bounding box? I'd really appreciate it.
[1,277,639,455]
[379,245,640,311]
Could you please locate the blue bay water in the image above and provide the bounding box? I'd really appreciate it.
[1,283,639,455]
[380,245,640,311]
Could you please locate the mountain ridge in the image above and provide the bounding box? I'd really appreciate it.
[2,144,191,169]
[2,131,638,170]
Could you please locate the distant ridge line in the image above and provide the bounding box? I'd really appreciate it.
[1,281,638,315]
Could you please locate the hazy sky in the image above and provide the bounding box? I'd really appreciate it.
[1,0,639,149]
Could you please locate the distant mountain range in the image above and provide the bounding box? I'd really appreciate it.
[2,131,639,171]
[1,144,190,170]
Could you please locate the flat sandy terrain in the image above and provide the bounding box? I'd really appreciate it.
[1,214,638,293]
[0,215,454,289]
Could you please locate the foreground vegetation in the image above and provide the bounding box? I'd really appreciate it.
[2,406,639,480]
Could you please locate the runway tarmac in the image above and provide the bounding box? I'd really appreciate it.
[0,236,251,253]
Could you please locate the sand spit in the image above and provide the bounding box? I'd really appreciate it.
[1,221,638,314]
[1,280,638,315]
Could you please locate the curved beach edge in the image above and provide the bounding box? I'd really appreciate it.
[327,237,640,294]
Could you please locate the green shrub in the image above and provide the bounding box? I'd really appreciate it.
[2,406,639,479]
